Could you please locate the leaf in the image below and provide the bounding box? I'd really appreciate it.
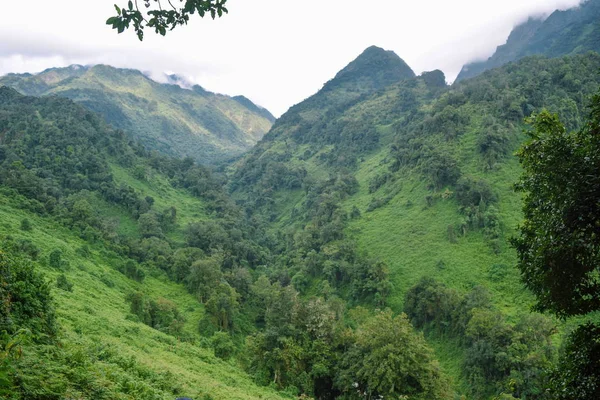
[114,4,121,15]
[128,0,133,10]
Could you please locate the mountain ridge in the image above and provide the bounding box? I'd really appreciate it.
[456,0,600,81]
[0,64,274,164]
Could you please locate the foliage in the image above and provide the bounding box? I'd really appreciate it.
[513,97,600,316]
[551,323,600,400]
[0,242,56,339]
[56,274,73,292]
[108,0,228,40]
[336,309,450,399]
[405,277,556,399]
[211,331,235,360]
[127,291,186,336]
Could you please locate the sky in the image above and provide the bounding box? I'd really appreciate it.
[0,0,584,116]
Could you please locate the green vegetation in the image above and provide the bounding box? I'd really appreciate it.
[228,48,600,397]
[457,0,600,81]
[0,81,443,399]
[0,64,273,164]
[513,90,600,399]
[2,19,600,396]
[108,0,228,41]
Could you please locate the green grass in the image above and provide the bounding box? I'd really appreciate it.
[0,192,288,400]
[110,162,209,243]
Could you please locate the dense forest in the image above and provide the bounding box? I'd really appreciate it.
[2,3,600,398]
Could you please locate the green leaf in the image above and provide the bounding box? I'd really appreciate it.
[114,4,121,15]
[106,17,119,25]
[128,0,133,10]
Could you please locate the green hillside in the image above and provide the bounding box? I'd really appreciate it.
[0,85,453,400]
[456,0,600,81]
[229,48,600,397]
[0,65,274,164]
[0,86,291,399]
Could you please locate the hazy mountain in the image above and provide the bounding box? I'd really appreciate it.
[456,0,600,81]
[0,64,274,164]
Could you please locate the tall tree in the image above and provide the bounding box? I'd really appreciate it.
[513,94,600,317]
[512,89,600,399]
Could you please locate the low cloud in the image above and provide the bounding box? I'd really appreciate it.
[0,0,585,116]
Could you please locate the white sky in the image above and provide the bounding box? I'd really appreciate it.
[0,0,584,116]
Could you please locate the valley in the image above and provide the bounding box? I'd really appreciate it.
[1,1,600,399]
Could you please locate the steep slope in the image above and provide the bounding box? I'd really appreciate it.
[231,46,417,196]
[234,51,600,309]
[0,86,451,400]
[0,87,287,400]
[0,64,274,164]
[229,48,600,395]
[457,0,600,81]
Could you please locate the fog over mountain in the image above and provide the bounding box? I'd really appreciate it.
[0,0,583,116]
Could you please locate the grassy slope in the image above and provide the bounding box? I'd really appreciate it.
[0,189,287,400]
[235,54,600,392]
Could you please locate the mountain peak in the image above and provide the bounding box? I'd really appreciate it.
[323,46,415,93]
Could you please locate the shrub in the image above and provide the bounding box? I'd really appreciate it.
[56,274,74,292]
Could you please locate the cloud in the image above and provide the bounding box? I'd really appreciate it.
[0,0,585,116]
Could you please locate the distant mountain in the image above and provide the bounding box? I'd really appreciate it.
[0,64,274,164]
[456,0,600,82]
[232,95,276,122]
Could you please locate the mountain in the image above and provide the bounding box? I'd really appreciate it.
[0,85,450,399]
[0,86,292,399]
[0,64,274,164]
[456,0,600,81]
[229,44,600,396]
[323,45,416,93]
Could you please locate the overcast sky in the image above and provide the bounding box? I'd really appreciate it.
[0,0,584,116]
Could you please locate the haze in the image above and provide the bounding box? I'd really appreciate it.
[0,0,584,116]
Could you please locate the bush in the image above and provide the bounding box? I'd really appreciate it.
[211,332,235,360]
[48,249,63,269]
[56,274,74,292]
[19,218,32,231]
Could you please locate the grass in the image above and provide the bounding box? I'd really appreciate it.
[0,192,288,400]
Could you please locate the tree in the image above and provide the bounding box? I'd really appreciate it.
[335,310,449,399]
[513,90,600,399]
[512,97,600,317]
[107,0,228,40]
[204,283,239,331]
[186,255,223,302]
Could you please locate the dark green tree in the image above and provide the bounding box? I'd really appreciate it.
[335,310,450,399]
[513,90,600,399]
[513,102,600,316]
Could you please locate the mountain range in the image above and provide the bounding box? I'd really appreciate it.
[1,1,600,399]
[0,64,274,164]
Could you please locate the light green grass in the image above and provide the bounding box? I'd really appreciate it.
[0,193,288,400]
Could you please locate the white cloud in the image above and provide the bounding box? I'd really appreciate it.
[0,0,585,116]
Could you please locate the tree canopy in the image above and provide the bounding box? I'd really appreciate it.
[512,91,600,317]
[107,0,228,40]
[513,89,600,399]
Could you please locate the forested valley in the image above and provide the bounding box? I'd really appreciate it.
[1,2,600,399]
